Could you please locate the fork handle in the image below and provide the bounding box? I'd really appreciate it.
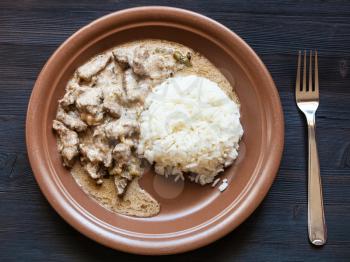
[307,114,327,246]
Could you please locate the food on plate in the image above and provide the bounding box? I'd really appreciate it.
[71,164,160,217]
[138,75,243,185]
[52,39,243,217]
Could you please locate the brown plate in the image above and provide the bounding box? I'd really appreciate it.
[26,6,284,255]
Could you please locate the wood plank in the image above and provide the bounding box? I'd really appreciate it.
[0,0,350,260]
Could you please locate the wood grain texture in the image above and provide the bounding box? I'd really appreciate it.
[0,0,350,261]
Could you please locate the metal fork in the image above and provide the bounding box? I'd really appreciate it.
[296,50,327,246]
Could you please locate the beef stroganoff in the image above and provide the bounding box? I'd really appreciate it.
[53,39,243,217]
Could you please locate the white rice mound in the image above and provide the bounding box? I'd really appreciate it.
[138,75,243,185]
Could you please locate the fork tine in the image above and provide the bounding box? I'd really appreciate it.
[309,50,313,91]
[296,51,301,93]
[314,50,319,96]
[303,50,307,91]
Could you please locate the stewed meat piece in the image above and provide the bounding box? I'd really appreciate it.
[77,53,111,81]
[114,176,128,196]
[113,45,184,80]
[112,47,134,68]
[103,97,122,118]
[76,87,104,125]
[79,132,113,168]
[56,106,87,132]
[84,161,100,179]
[112,143,131,164]
[113,157,143,196]
[103,116,139,140]
[59,89,76,109]
[58,80,89,109]
[122,69,150,103]
[95,62,124,117]
[53,120,79,167]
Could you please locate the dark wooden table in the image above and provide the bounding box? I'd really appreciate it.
[1,1,350,261]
